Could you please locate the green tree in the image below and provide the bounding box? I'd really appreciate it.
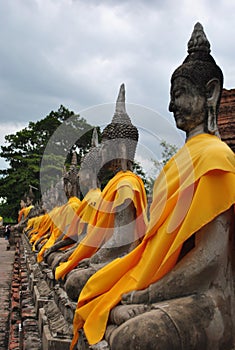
[133,161,151,195]
[160,140,178,166]
[147,140,179,194]
[0,105,96,220]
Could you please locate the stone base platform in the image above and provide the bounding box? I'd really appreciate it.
[12,231,111,350]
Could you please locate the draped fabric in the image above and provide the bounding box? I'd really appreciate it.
[18,208,26,223]
[28,215,49,243]
[55,171,148,280]
[25,215,44,234]
[29,206,61,245]
[21,205,34,220]
[63,188,102,241]
[70,134,235,348]
[37,197,81,262]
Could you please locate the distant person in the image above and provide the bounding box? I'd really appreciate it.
[5,225,11,240]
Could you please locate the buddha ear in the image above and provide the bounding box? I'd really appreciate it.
[206,78,220,105]
[206,78,221,135]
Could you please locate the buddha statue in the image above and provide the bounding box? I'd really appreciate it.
[78,129,101,197]
[38,152,81,264]
[15,188,36,231]
[18,196,27,223]
[63,151,80,200]
[55,84,148,302]
[25,180,67,250]
[68,23,235,350]
[78,83,141,266]
[25,186,36,218]
[44,142,102,269]
[42,128,101,266]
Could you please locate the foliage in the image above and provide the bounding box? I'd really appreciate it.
[133,161,152,195]
[147,140,179,194]
[160,140,178,166]
[0,105,96,220]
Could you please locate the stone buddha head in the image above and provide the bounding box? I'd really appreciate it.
[79,130,101,197]
[100,83,139,174]
[63,152,80,199]
[169,22,223,139]
[20,196,27,209]
[26,186,35,206]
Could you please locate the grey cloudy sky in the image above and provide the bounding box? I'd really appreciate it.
[0,0,235,172]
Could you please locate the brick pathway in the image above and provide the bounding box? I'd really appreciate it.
[0,238,15,349]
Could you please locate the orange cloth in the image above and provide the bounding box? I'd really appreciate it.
[37,197,81,262]
[29,207,59,244]
[28,218,45,241]
[18,205,33,223]
[25,215,44,234]
[30,206,63,252]
[23,205,34,218]
[63,188,102,240]
[55,171,148,280]
[18,208,25,223]
[70,134,235,348]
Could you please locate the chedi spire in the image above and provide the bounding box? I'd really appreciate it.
[187,22,210,54]
[91,127,99,148]
[102,83,138,141]
[112,83,132,125]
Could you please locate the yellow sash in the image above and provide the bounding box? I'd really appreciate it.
[37,197,81,262]
[64,188,102,240]
[23,205,34,218]
[18,208,26,223]
[30,206,61,244]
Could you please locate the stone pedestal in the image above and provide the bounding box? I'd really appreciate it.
[42,325,71,350]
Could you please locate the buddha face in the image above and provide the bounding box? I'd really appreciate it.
[63,168,79,199]
[26,196,32,206]
[100,138,130,172]
[169,77,207,134]
[64,178,73,199]
[20,199,26,208]
[100,140,116,170]
[79,168,96,195]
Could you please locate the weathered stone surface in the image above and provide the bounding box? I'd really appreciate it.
[0,238,15,350]
[218,88,235,152]
[43,300,73,338]
[42,325,71,350]
[107,295,218,350]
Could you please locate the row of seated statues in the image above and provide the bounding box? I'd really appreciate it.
[19,22,235,350]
